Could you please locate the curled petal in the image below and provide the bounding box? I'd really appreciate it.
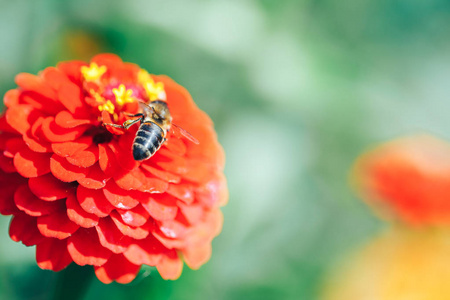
[67,228,112,266]
[110,211,151,240]
[5,104,38,134]
[123,234,166,266]
[37,209,80,239]
[114,167,168,193]
[55,110,93,128]
[28,173,74,201]
[50,154,87,182]
[141,194,178,221]
[98,143,119,177]
[95,217,132,253]
[94,254,140,284]
[14,148,51,178]
[52,137,93,157]
[57,82,86,115]
[15,72,57,101]
[117,205,149,227]
[66,194,99,228]
[41,117,88,143]
[66,145,99,168]
[9,213,45,246]
[182,242,212,270]
[14,184,62,217]
[77,186,114,218]
[157,250,183,280]
[103,180,140,210]
[36,238,72,272]
[77,163,110,189]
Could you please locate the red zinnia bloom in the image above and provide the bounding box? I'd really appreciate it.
[352,135,450,226]
[0,54,227,283]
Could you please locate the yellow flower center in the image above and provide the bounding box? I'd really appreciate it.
[112,84,134,106]
[81,62,107,82]
[138,69,166,101]
[98,100,115,115]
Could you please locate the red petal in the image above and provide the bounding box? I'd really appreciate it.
[41,67,70,90]
[155,149,188,175]
[41,117,88,143]
[14,148,51,178]
[0,178,22,215]
[55,110,93,128]
[95,217,132,253]
[103,180,140,210]
[15,72,57,100]
[50,154,88,182]
[110,211,151,240]
[3,89,20,108]
[67,228,112,266]
[0,154,16,173]
[77,163,110,189]
[94,254,140,284]
[37,209,80,239]
[157,250,183,280]
[178,202,204,225]
[117,205,149,227]
[4,137,25,158]
[196,173,228,207]
[102,111,125,135]
[57,61,86,83]
[57,82,86,115]
[19,91,64,115]
[52,136,93,157]
[66,193,99,228]
[14,184,63,216]
[98,143,119,177]
[9,213,45,246]
[23,130,52,153]
[28,173,75,201]
[91,53,123,65]
[77,185,114,217]
[114,167,168,193]
[141,163,181,183]
[141,194,178,221]
[163,137,186,156]
[36,238,72,272]
[67,144,99,168]
[6,104,38,135]
[182,242,212,270]
[123,235,166,266]
[166,183,194,204]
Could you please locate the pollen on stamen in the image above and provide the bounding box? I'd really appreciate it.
[81,62,107,82]
[112,84,135,106]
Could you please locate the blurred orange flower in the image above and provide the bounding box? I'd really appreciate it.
[0,54,227,284]
[352,135,450,225]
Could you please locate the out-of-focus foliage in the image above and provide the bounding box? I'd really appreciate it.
[1,0,449,299]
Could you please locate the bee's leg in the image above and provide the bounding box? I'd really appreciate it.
[123,113,145,118]
[103,117,143,130]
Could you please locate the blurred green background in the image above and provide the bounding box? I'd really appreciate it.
[1,0,450,299]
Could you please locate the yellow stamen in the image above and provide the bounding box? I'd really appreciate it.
[138,68,166,101]
[112,84,134,106]
[144,80,166,101]
[81,62,107,82]
[98,100,115,114]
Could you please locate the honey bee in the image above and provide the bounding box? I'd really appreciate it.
[104,101,199,161]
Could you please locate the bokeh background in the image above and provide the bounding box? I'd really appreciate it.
[1,0,450,299]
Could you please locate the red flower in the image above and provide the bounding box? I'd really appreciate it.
[352,135,450,226]
[0,54,227,283]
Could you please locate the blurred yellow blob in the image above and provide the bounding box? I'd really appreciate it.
[322,227,450,300]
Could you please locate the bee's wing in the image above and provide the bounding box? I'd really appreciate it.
[171,123,200,144]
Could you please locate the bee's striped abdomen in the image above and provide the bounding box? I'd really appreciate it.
[132,122,164,161]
